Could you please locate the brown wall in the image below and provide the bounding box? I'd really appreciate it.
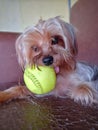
[70,0,98,65]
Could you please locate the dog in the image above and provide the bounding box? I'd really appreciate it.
[0,16,98,105]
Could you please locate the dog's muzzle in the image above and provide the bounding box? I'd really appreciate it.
[42,55,53,66]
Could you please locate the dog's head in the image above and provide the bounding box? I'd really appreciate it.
[16,17,77,73]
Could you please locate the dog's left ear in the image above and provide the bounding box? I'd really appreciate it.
[58,18,78,56]
[65,22,78,56]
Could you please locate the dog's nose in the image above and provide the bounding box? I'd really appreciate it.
[42,56,53,66]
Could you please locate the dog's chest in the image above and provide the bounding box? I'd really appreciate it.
[56,74,74,89]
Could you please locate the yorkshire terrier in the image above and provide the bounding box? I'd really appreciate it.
[0,17,98,105]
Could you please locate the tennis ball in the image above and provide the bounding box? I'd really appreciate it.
[24,66,56,94]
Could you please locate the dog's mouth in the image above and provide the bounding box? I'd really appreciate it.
[42,55,60,74]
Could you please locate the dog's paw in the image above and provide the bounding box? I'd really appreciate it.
[69,84,97,105]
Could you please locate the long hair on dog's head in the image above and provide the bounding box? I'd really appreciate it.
[16,17,78,71]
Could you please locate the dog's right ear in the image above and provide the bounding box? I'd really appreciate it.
[15,34,25,69]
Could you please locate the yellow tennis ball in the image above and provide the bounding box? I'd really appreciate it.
[24,66,56,94]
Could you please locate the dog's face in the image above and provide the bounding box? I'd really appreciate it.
[16,17,77,73]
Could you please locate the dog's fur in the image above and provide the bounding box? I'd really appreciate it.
[0,17,98,105]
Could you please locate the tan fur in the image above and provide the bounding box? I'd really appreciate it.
[0,17,98,105]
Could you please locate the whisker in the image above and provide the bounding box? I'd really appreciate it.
[33,57,41,71]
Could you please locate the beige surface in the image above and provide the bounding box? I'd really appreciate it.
[0,0,70,32]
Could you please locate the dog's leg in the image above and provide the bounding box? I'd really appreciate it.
[0,86,31,103]
[68,83,98,105]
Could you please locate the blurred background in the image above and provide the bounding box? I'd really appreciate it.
[0,0,77,32]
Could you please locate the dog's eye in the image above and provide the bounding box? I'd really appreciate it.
[51,36,65,48]
[31,46,38,52]
[51,36,59,45]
